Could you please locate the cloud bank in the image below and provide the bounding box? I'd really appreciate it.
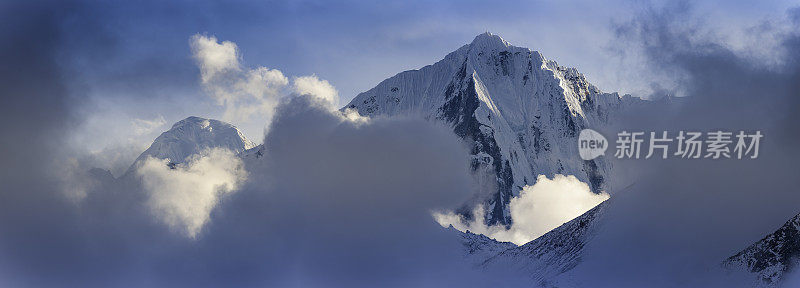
[560,3,800,287]
[0,88,533,287]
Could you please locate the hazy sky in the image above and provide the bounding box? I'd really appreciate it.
[45,0,794,172]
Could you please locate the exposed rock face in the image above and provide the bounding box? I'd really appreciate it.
[456,229,517,266]
[346,33,630,225]
[724,213,800,286]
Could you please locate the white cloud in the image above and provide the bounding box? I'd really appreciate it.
[190,34,289,138]
[434,174,609,245]
[190,35,241,83]
[339,107,370,124]
[189,34,341,140]
[137,148,247,238]
[292,75,339,106]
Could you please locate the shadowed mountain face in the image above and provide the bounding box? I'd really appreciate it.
[479,201,607,285]
[724,212,800,286]
[346,32,632,226]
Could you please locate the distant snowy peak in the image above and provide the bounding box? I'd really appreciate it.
[346,32,631,225]
[128,116,254,172]
[724,212,800,286]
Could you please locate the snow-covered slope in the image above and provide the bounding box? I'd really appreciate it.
[478,201,607,285]
[455,228,517,266]
[127,116,254,173]
[346,32,629,225]
[724,212,800,286]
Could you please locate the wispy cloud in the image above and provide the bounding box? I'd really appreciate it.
[191,34,289,135]
[131,115,166,136]
[190,34,342,141]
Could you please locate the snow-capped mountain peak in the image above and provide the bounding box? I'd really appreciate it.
[346,33,629,225]
[126,116,254,173]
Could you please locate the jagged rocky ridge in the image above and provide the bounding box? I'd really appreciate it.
[724,212,800,286]
[345,32,632,226]
[462,201,608,286]
[456,229,517,266]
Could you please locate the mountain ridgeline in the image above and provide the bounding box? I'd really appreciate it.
[724,212,800,286]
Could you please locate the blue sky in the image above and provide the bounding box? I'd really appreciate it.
[55,0,796,173]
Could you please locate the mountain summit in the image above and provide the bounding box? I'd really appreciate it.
[345,32,630,225]
[469,32,511,50]
[127,116,254,173]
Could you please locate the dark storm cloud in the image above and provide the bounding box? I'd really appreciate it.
[209,97,483,287]
[567,3,800,287]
